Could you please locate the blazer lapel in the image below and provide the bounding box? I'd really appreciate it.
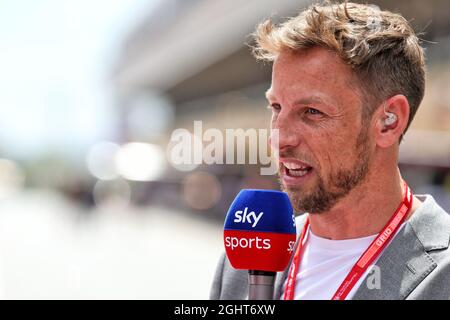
[353,195,450,300]
[351,222,437,299]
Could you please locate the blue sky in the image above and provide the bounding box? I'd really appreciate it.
[0,0,158,160]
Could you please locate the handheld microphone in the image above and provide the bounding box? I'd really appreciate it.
[223,189,296,300]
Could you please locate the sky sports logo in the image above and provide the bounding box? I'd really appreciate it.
[226,207,269,250]
[225,236,271,250]
[223,190,296,271]
[233,207,264,228]
[224,235,296,252]
[226,207,295,251]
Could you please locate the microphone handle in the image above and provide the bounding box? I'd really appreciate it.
[248,270,276,300]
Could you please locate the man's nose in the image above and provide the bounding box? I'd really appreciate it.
[270,112,300,151]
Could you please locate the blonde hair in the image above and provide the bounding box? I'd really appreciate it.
[253,1,425,131]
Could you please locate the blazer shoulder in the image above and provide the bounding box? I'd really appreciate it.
[209,252,248,300]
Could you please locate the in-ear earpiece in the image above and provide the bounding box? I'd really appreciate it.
[382,102,397,126]
[384,112,397,126]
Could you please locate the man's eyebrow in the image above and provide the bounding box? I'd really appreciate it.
[265,91,330,108]
[293,96,326,105]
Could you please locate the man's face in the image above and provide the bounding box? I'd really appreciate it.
[267,47,375,214]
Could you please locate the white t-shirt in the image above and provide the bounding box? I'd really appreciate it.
[282,220,405,300]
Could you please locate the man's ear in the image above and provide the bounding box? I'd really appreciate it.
[374,94,410,148]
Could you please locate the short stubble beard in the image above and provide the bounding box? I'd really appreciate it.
[280,125,371,214]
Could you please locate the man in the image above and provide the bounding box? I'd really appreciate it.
[210,1,450,300]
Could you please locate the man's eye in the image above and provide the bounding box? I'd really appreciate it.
[268,103,281,111]
[305,108,322,115]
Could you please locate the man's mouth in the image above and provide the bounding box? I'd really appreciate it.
[283,161,313,177]
[280,159,314,183]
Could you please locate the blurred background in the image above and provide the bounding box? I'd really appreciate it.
[0,0,449,299]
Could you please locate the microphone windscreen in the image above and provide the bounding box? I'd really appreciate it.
[223,189,297,272]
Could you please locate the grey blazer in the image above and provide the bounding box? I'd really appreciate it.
[210,195,450,300]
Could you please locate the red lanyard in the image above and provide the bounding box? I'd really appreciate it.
[283,182,413,300]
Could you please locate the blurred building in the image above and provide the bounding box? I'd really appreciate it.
[112,0,450,216]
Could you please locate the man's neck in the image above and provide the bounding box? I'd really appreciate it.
[308,167,420,240]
